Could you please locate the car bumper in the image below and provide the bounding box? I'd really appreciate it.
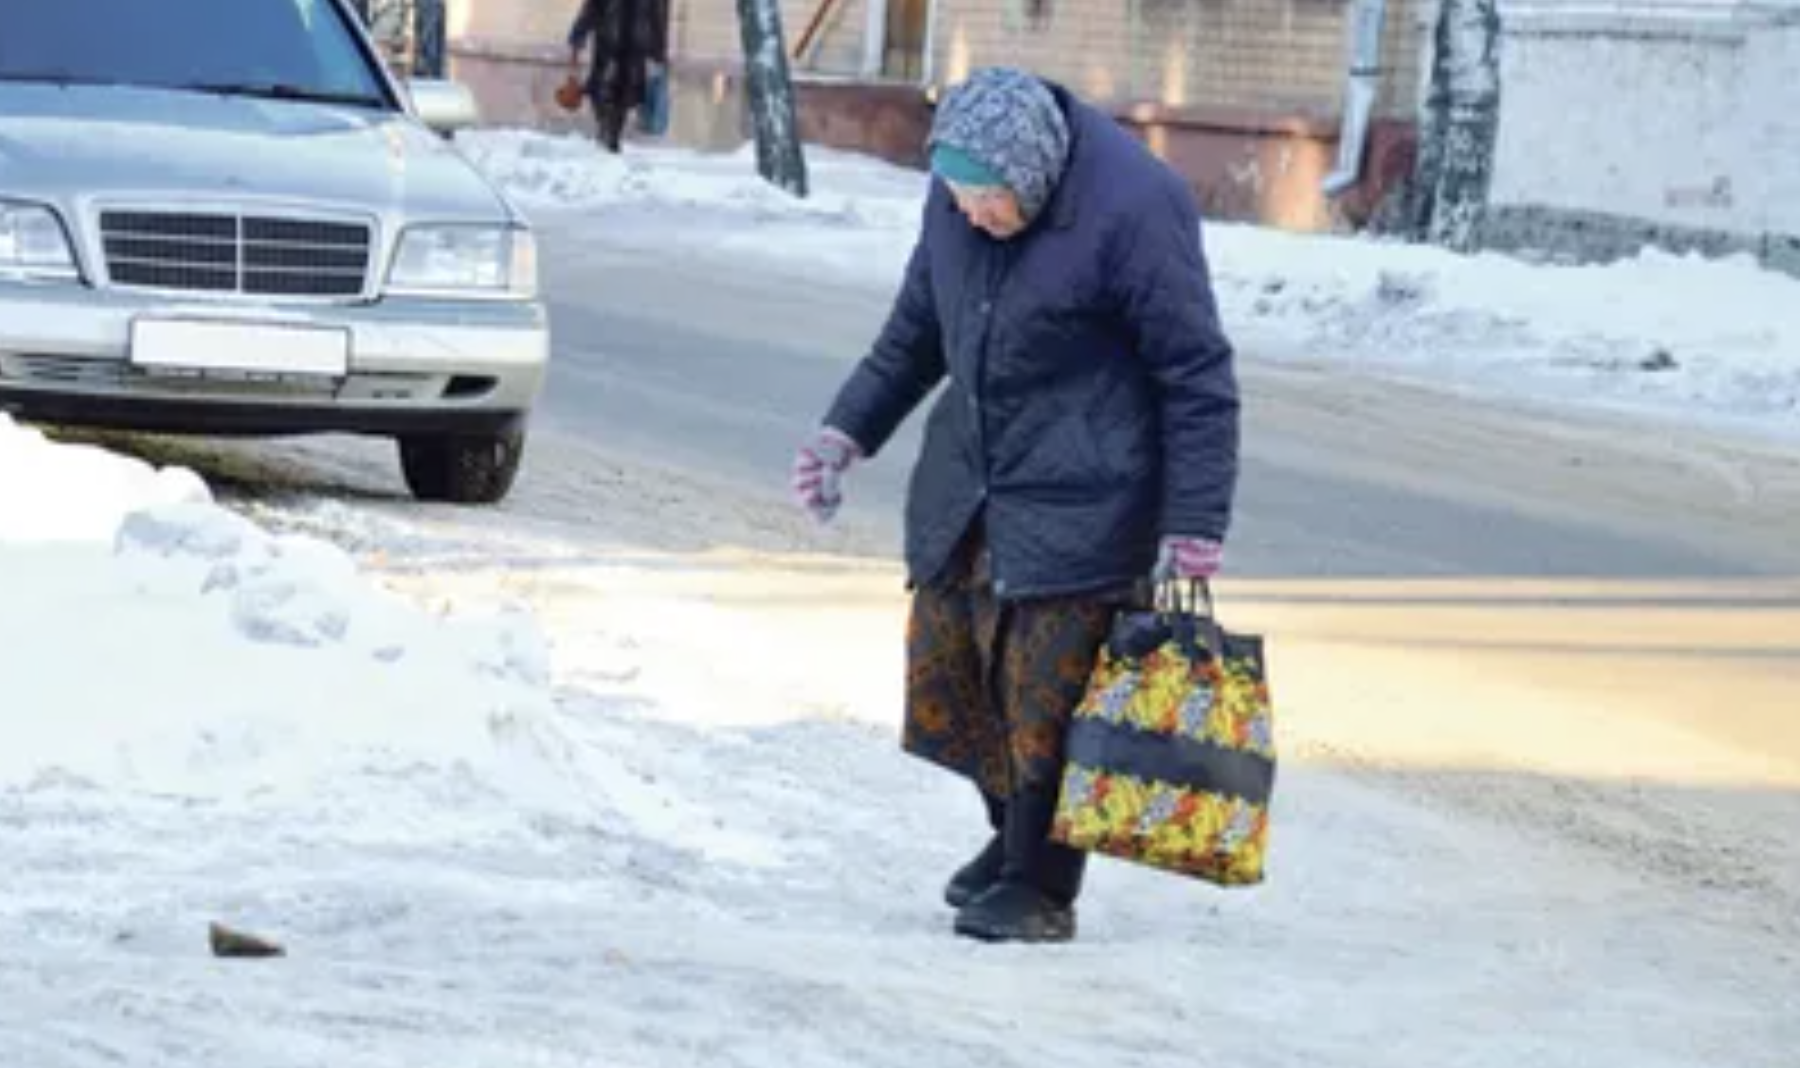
[0,280,548,437]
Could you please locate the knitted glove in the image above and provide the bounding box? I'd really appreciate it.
[791,427,861,524]
[1153,535,1224,581]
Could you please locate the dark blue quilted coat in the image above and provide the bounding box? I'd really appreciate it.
[823,83,1240,600]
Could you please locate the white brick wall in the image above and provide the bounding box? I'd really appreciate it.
[1489,3,1800,237]
[1736,23,1800,235]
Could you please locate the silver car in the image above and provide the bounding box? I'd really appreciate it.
[0,0,548,504]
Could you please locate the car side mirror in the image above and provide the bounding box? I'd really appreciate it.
[409,78,481,136]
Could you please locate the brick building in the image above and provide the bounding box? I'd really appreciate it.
[446,0,1431,230]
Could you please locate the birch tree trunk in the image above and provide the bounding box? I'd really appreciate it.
[736,0,811,198]
[412,0,446,79]
[1411,0,1502,253]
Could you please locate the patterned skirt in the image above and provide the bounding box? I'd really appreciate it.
[902,523,1140,799]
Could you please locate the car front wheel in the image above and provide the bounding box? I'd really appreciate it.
[398,426,525,505]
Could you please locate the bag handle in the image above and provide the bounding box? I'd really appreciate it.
[1155,577,1216,620]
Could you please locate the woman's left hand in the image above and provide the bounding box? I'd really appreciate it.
[1153,536,1224,580]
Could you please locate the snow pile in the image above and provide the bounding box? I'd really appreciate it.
[460,128,1800,439]
[0,422,210,541]
[457,128,925,230]
[0,415,561,801]
[1206,225,1800,431]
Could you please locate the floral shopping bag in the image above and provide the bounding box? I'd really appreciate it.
[1051,580,1275,887]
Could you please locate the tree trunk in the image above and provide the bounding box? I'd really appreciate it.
[412,0,446,79]
[736,0,811,198]
[1411,0,1502,253]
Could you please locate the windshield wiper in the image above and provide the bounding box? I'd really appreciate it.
[182,82,385,108]
[0,71,129,88]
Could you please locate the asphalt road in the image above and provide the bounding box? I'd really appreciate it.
[532,216,1800,581]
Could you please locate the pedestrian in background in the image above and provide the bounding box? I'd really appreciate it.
[566,0,668,153]
[791,67,1241,943]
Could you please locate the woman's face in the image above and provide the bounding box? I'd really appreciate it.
[947,181,1026,239]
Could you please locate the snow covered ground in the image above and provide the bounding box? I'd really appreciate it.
[457,129,1800,443]
[4,414,1797,1065]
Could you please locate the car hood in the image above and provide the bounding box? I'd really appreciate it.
[0,83,515,225]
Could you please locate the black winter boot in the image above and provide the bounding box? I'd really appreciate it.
[944,794,1006,908]
[953,788,1088,944]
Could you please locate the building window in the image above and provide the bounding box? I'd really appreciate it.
[884,0,929,79]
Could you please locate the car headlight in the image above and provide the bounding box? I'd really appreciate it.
[387,225,536,298]
[0,203,79,282]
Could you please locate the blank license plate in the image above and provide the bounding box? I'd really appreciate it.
[130,319,350,379]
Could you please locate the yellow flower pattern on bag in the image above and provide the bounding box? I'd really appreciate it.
[1054,766,1270,885]
[1052,617,1275,887]
[1082,644,1274,760]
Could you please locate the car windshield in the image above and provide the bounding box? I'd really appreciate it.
[0,0,388,107]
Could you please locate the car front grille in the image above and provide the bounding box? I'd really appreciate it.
[0,353,452,401]
[98,211,373,299]
[0,354,126,388]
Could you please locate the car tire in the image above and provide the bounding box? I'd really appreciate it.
[398,426,525,505]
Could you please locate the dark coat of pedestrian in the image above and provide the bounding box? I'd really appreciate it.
[567,0,669,153]
[792,67,1241,945]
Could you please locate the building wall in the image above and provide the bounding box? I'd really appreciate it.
[911,0,1426,228]
[444,0,1428,231]
[1484,2,1800,266]
[663,0,1429,120]
[928,0,1423,119]
[448,0,868,69]
[451,0,580,43]
[1738,22,1800,249]
[671,0,871,71]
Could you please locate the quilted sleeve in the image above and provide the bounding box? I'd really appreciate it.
[822,192,948,457]
[1110,179,1241,542]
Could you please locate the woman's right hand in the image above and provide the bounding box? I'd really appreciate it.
[791,427,861,525]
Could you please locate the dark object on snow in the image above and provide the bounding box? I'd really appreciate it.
[209,922,286,959]
[1376,270,1430,306]
[1641,348,1680,372]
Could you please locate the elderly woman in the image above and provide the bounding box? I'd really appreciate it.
[792,68,1241,943]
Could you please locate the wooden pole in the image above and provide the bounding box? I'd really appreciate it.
[791,0,847,62]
